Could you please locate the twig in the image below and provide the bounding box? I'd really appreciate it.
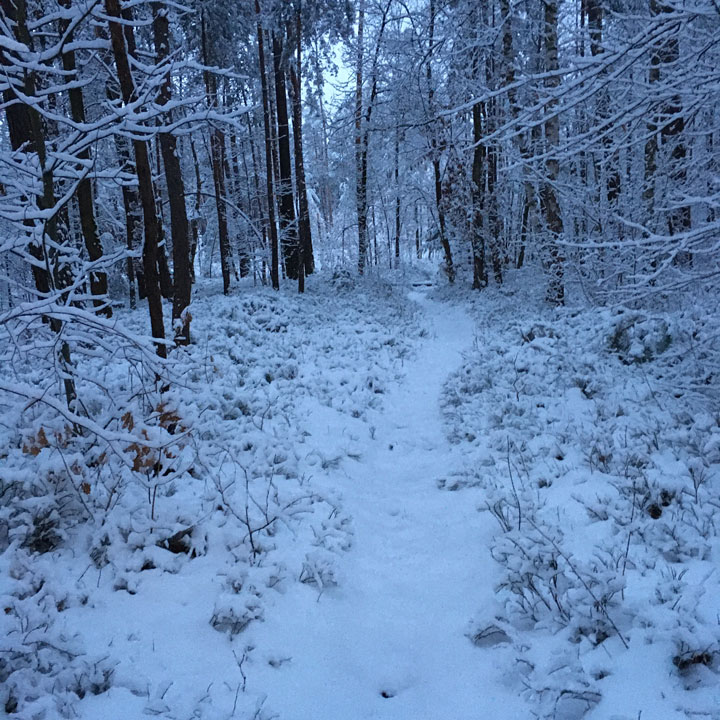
[507,437,522,531]
[528,518,630,649]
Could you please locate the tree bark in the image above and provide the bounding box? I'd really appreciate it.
[255,0,279,289]
[2,0,76,405]
[201,10,232,294]
[394,126,401,265]
[427,0,454,282]
[58,0,110,317]
[471,96,488,289]
[355,0,367,274]
[189,136,202,283]
[540,0,565,305]
[105,0,166,357]
[272,33,300,280]
[152,3,191,343]
[288,7,314,284]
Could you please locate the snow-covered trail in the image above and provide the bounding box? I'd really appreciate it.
[251,289,524,719]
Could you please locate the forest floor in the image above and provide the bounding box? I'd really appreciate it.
[3,267,720,720]
[246,287,526,719]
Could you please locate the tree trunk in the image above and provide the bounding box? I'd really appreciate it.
[394,126,401,265]
[427,0,454,282]
[2,0,77,406]
[540,0,565,305]
[272,33,300,280]
[471,97,487,289]
[201,10,232,294]
[288,7,314,283]
[355,0,367,274]
[189,135,202,283]
[255,0,279,289]
[152,2,191,344]
[105,0,166,357]
[59,0,110,317]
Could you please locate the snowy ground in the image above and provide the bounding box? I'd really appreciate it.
[2,268,719,719]
[246,288,525,719]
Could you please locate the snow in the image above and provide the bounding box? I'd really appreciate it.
[246,289,526,718]
[2,268,720,719]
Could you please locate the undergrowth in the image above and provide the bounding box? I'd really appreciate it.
[442,280,720,719]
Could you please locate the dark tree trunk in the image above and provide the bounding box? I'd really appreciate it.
[394,127,401,265]
[541,0,565,305]
[355,0,391,275]
[201,11,232,294]
[355,0,367,274]
[59,0,110,317]
[288,8,314,282]
[471,97,487,289]
[487,97,503,286]
[152,3,192,343]
[105,0,166,357]
[272,33,299,280]
[427,0,454,282]
[2,0,76,406]
[415,204,421,259]
[256,1,279,289]
[189,136,202,283]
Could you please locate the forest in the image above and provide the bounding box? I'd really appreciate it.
[1,0,719,718]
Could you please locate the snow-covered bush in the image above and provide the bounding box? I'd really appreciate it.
[0,276,418,717]
[443,280,720,719]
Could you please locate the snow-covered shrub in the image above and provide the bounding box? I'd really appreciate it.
[607,311,672,364]
[1,276,418,717]
[443,282,720,718]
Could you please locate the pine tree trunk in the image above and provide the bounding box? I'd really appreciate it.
[189,136,201,283]
[471,96,487,289]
